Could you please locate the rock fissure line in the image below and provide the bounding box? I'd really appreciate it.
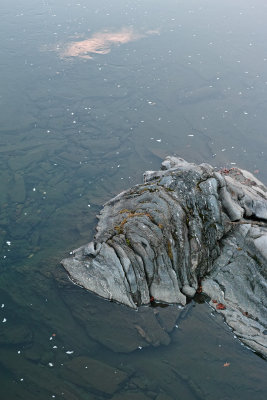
[107,240,133,295]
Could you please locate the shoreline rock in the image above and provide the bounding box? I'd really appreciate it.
[61,157,267,358]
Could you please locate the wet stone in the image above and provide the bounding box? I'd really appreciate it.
[8,149,47,171]
[153,305,183,333]
[61,356,128,395]
[111,392,152,400]
[57,272,183,353]
[61,156,267,359]
[155,394,174,400]
[0,323,32,345]
[9,173,26,203]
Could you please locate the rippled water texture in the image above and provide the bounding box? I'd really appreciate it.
[0,0,267,399]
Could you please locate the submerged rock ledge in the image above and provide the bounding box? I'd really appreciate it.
[61,157,267,358]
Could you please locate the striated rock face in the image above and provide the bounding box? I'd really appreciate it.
[61,157,267,358]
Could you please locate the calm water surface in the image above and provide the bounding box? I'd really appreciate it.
[0,0,267,399]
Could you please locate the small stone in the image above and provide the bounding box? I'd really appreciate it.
[182,285,196,298]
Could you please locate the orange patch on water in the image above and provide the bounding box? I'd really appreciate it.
[60,27,158,59]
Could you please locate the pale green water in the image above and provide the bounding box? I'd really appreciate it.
[0,0,267,399]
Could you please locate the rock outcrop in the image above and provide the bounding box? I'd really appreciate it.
[61,157,267,358]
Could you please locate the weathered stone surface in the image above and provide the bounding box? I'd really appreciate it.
[61,157,267,358]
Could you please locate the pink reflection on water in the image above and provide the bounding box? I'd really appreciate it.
[60,27,158,59]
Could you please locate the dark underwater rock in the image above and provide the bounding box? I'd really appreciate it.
[61,157,267,358]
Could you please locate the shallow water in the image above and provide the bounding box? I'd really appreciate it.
[0,0,267,398]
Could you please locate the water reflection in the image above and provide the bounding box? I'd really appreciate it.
[1,0,267,398]
[60,27,158,59]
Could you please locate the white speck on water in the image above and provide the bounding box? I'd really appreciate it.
[2,318,7,323]
[138,346,142,350]
[33,188,36,192]
[18,351,21,354]
[230,162,236,165]
[85,366,88,369]
[175,325,179,328]
[48,363,54,367]
[87,204,91,207]
[187,134,194,137]
[53,346,58,349]
[66,351,74,354]
[50,337,53,341]
[221,148,226,152]
[20,378,24,382]
[243,111,248,115]
[6,241,11,246]
[117,165,120,168]
[156,139,162,142]
[1,304,4,308]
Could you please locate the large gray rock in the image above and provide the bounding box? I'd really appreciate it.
[61,157,267,358]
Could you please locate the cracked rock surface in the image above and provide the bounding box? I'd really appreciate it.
[61,156,267,358]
